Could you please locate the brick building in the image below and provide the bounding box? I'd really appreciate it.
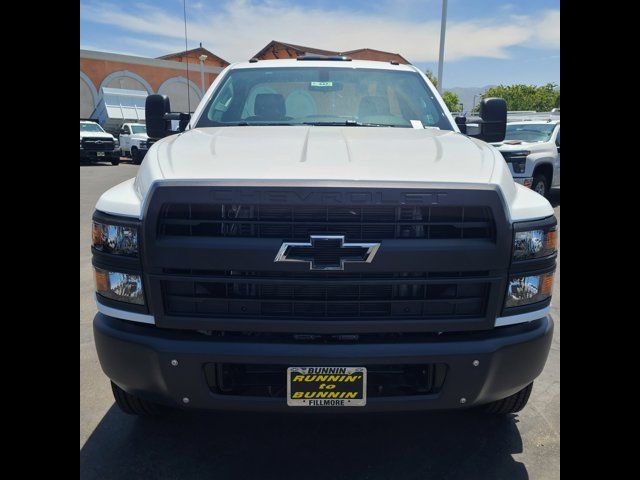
[252,40,410,64]
[80,47,229,118]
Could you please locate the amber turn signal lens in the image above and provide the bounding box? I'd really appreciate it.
[540,272,555,296]
[545,229,558,252]
[95,269,109,292]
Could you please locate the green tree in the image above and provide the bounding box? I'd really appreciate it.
[425,69,438,89]
[441,91,461,113]
[480,83,560,111]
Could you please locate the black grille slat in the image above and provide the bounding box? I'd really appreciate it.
[158,204,495,241]
[81,137,115,151]
[162,271,489,320]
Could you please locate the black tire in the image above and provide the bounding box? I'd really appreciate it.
[111,158,120,166]
[532,174,548,197]
[111,381,163,416]
[485,382,533,414]
[131,148,142,165]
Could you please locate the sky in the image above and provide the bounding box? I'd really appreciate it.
[79,0,560,89]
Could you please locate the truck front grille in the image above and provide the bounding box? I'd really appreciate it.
[82,137,115,151]
[205,363,448,398]
[158,204,495,241]
[161,270,490,320]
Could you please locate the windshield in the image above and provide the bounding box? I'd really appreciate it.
[505,123,556,143]
[80,123,105,133]
[196,67,453,129]
[131,125,147,134]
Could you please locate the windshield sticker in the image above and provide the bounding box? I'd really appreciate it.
[310,81,333,87]
[410,120,424,129]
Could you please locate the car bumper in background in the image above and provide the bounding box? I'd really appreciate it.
[80,150,120,160]
[514,177,533,188]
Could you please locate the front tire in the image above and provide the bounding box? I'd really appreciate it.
[111,381,164,416]
[131,147,142,165]
[485,382,533,414]
[532,174,548,197]
[111,158,120,166]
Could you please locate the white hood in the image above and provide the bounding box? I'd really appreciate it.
[97,126,554,222]
[80,131,114,140]
[144,126,495,185]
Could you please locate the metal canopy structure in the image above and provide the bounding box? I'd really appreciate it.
[91,87,148,133]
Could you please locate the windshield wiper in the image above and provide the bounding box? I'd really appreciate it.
[302,120,409,128]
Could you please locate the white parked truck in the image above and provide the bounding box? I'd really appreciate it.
[80,120,120,165]
[118,123,149,165]
[493,120,560,197]
[92,57,556,416]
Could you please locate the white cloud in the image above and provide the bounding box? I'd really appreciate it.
[80,0,559,63]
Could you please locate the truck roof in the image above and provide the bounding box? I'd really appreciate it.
[228,58,418,72]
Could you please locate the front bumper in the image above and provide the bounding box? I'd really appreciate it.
[513,177,533,188]
[80,149,119,160]
[94,313,553,412]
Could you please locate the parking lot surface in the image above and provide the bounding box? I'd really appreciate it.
[80,161,560,480]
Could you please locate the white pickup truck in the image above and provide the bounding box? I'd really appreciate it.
[494,120,560,197]
[118,123,149,165]
[92,57,556,417]
[80,120,120,165]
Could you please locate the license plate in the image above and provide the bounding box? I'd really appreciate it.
[96,151,105,157]
[287,367,367,407]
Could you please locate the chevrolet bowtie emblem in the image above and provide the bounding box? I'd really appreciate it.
[274,235,380,271]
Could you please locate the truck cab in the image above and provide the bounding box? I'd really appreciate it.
[118,123,149,165]
[80,120,120,165]
[494,120,560,197]
[91,58,556,417]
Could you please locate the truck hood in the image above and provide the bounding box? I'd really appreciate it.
[494,141,554,154]
[148,126,496,185]
[101,126,554,222]
[130,133,148,141]
[80,131,114,140]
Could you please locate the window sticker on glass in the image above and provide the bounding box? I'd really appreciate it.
[410,120,424,129]
[310,81,333,87]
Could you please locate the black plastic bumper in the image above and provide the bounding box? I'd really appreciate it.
[80,150,119,160]
[93,313,553,412]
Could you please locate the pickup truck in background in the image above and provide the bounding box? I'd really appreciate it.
[118,123,149,165]
[493,120,560,198]
[91,58,556,418]
[80,120,120,165]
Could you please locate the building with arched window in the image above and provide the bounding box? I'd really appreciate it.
[80,48,229,119]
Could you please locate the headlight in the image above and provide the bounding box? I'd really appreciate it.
[92,222,138,256]
[512,222,557,261]
[505,271,554,308]
[504,151,529,173]
[511,159,526,173]
[95,267,144,305]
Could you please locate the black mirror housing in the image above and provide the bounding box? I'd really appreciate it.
[146,94,172,139]
[478,97,506,142]
[465,97,507,143]
[146,94,191,139]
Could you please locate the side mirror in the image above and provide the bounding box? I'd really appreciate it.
[466,97,507,143]
[146,94,172,139]
[454,116,467,134]
[145,95,192,139]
